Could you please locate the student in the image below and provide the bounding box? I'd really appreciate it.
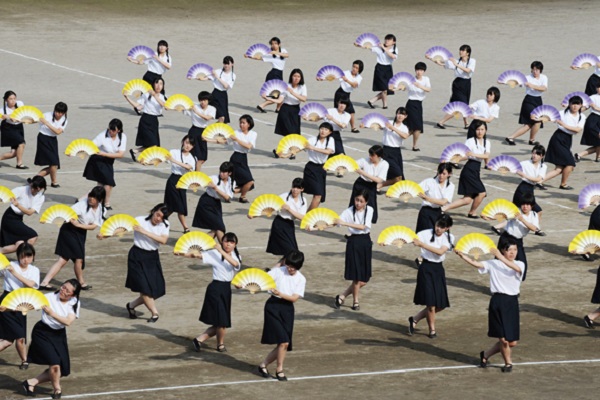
[0,243,40,369]
[332,60,363,132]
[208,56,236,123]
[188,233,241,353]
[433,44,476,129]
[409,214,454,338]
[228,114,257,203]
[570,53,600,96]
[456,237,524,373]
[505,61,548,146]
[83,118,127,209]
[164,135,196,233]
[583,263,600,329]
[416,163,455,234]
[378,107,408,190]
[258,250,306,382]
[575,82,600,162]
[322,99,351,157]
[466,87,500,140]
[0,176,46,255]
[0,90,28,169]
[513,145,547,226]
[363,34,397,109]
[402,62,431,151]
[300,122,335,210]
[34,102,68,188]
[350,145,388,224]
[334,190,374,311]
[255,37,289,112]
[185,91,216,170]
[272,69,307,138]
[127,39,172,89]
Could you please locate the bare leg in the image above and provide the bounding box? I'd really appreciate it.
[40,257,69,286]
[426,306,437,333]
[1,239,26,255]
[196,159,205,171]
[140,294,159,316]
[215,327,226,347]
[411,130,421,149]
[467,192,486,215]
[15,143,25,166]
[560,166,574,187]
[196,326,217,343]
[507,124,530,140]
[73,259,85,286]
[178,213,188,231]
[441,197,473,212]
[240,181,254,199]
[48,365,61,394]
[275,343,288,373]
[380,91,388,108]
[587,307,600,321]
[350,113,356,130]
[308,195,322,211]
[368,92,383,105]
[15,338,27,363]
[0,148,16,161]
[529,123,541,142]
[0,339,13,352]
[499,338,517,366]
[437,113,454,127]
[103,185,113,206]
[378,176,402,190]
[541,167,563,184]
[462,117,468,128]
[49,165,58,185]
[482,340,502,361]
[217,116,225,123]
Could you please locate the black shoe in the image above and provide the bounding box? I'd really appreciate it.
[367,101,375,109]
[575,153,581,163]
[584,315,595,329]
[582,254,592,262]
[256,105,267,113]
[534,230,546,237]
[39,284,55,291]
[105,205,113,211]
[19,361,29,370]
[351,128,360,133]
[536,183,547,191]
[272,149,280,159]
[412,147,421,152]
[505,138,516,146]
[334,295,343,309]
[80,284,93,290]
[192,338,202,352]
[50,183,60,188]
[217,344,227,353]
[528,140,540,146]
[501,364,513,373]
[414,258,422,268]
[452,163,462,170]
[491,227,502,236]
[275,370,288,381]
[467,214,479,219]
[129,149,137,162]
[408,316,416,336]
[289,154,296,160]
[15,164,29,170]
[148,315,159,323]
[52,390,62,399]
[126,302,137,319]
[479,351,488,368]
[258,365,270,378]
[435,123,446,130]
[351,303,360,311]
[428,331,437,339]
[22,380,35,396]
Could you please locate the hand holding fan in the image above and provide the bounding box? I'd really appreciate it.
[300,208,339,231]
[480,199,520,221]
[569,230,600,254]
[0,288,49,315]
[137,146,171,166]
[355,33,380,49]
[0,254,9,269]
[232,268,276,294]
[440,143,470,163]
[260,79,288,99]
[386,180,424,202]
[487,155,522,175]
[40,204,77,225]
[323,155,359,177]
[299,102,327,122]
[248,194,285,218]
[276,134,309,157]
[122,79,152,98]
[579,184,600,209]
[0,186,16,203]
[377,226,418,248]
[99,214,139,238]
[455,233,497,260]
[176,171,212,192]
[9,106,44,124]
[127,45,155,62]
[65,139,100,159]
[245,43,271,60]
[174,231,216,256]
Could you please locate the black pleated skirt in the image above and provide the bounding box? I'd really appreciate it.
[261,296,295,351]
[34,133,60,167]
[372,63,394,94]
[303,161,327,202]
[266,215,298,256]
[585,73,600,97]
[0,290,27,341]
[449,77,471,104]
[83,155,116,186]
[164,173,187,215]
[334,87,355,114]
[405,99,423,132]
[488,293,520,342]
[458,160,485,197]
[518,95,543,126]
[383,145,404,180]
[266,68,283,82]
[512,181,542,213]
[349,178,379,223]
[135,113,160,148]
[415,206,442,233]
[210,89,230,123]
[499,232,528,280]
[0,208,37,247]
[545,129,575,167]
[589,204,600,230]
[344,234,372,282]
[27,321,71,376]
[199,280,232,327]
[192,193,225,232]
[330,131,345,156]
[188,125,208,160]
[413,260,450,308]
[230,151,253,187]
[125,246,165,299]
[591,266,600,304]
[0,120,25,149]
[55,223,86,263]
[274,103,301,136]
[580,113,600,147]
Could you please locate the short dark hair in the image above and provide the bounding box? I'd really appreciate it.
[353,60,364,74]
[520,193,536,206]
[319,122,333,132]
[368,144,384,158]
[16,242,35,261]
[487,86,501,103]
[498,236,518,253]
[239,114,254,130]
[284,250,305,270]
[288,68,305,86]
[198,91,211,102]
[530,61,544,72]
[414,61,427,71]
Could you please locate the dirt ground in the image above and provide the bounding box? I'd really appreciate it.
[0,0,599,398]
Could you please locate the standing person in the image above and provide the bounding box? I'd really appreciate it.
[271,69,307,140]
[408,214,454,338]
[255,37,289,113]
[332,60,363,132]
[322,99,351,157]
[34,102,68,188]
[576,82,600,162]
[455,237,524,373]
[363,34,397,109]
[123,204,169,323]
[415,162,455,234]
[189,234,241,353]
[258,250,306,382]
[164,135,196,233]
[512,144,547,222]
[127,40,171,89]
[0,243,40,369]
[82,118,127,210]
[349,145,388,224]
[185,91,216,170]
[402,62,431,151]
[192,162,235,243]
[433,44,476,130]
[466,87,500,140]
[0,176,46,255]
[583,261,600,328]
[570,53,600,96]
[542,96,585,190]
[378,107,408,190]
[266,178,307,260]
[301,122,335,210]
[333,190,374,311]
[442,120,490,218]
[124,78,166,161]
[0,90,28,169]
[208,56,235,123]
[22,279,81,399]
[228,114,257,203]
[505,61,548,146]
[39,186,106,291]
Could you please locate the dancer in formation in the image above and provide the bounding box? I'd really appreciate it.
[0,90,28,169]
[164,135,196,233]
[34,102,68,188]
[364,34,397,109]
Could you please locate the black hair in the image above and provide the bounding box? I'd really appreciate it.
[221,232,241,262]
[566,96,584,120]
[434,162,453,187]
[239,114,254,130]
[338,98,350,108]
[221,56,235,79]
[317,122,333,148]
[319,122,334,132]
[56,278,82,313]
[384,34,397,55]
[148,78,165,101]
[459,44,472,66]
[394,106,408,122]
[288,68,305,86]
[217,161,235,193]
[531,144,546,165]
[3,90,17,115]
[414,61,427,71]
[530,61,544,72]
[351,189,370,224]
[52,102,68,126]
[86,186,106,215]
[430,214,454,249]
[498,236,518,254]
[471,120,488,149]
[16,242,35,262]
[284,249,305,270]
[520,192,536,206]
[197,91,212,102]
[27,175,47,192]
[157,40,170,63]
[487,86,501,103]
[287,177,305,206]
[106,118,124,147]
[180,134,196,164]
[368,144,384,158]
[353,60,364,74]
[270,37,284,59]
[146,203,170,227]
[594,81,600,90]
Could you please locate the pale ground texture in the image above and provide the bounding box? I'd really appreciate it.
[0,0,599,399]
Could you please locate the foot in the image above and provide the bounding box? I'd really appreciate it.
[412,147,421,152]
[275,370,288,381]
[289,154,296,160]
[129,149,137,162]
[52,389,62,399]
[584,315,595,329]
[582,254,592,262]
[183,228,190,234]
[536,183,547,191]
[491,226,502,236]
[334,295,344,309]
[256,105,267,113]
[50,183,60,188]
[351,302,360,311]
[258,365,270,378]
[239,197,249,204]
[126,303,137,319]
[105,205,113,211]
[559,184,573,190]
[575,153,581,163]
[501,364,513,373]
[351,128,360,133]
[80,284,93,290]
[19,361,29,370]
[414,258,422,268]
[192,338,202,352]
[272,149,280,159]
[382,106,388,109]
[451,163,462,170]
[148,315,159,323]
[408,316,416,336]
[528,140,540,146]
[467,214,479,219]
[534,230,547,237]
[15,164,29,169]
[428,330,437,339]
[39,284,55,291]
[464,125,469,129]
[435,123,446,129]
[479,351,488,368]
[22,380,35,396]
[367,101,375,109]
[505,138,516,146]
[217,344,227,352]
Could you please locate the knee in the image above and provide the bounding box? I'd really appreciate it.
[508,341,518,348]
[279,343,289,350]
[49,365,61,375]
[15,338,25,346]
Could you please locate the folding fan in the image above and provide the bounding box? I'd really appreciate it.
[481,199,520,221]
[300,208,339,231]
[386,180,424,202]
[323,154,359,177]
[0,288,49,315]
[442,101,472,119]
[164,94,194,111]
[561,92,592,108]
[578,184,600,209]
[455,233,496,260]
[122,79,152,98]
[248,194,286,218]
[232,268,276,294]
[99,214,138,237]
[569,230,600,254]
[355,33,380,49]
[173,231,216,256]
[65,139,99,159]
[276,134,309,157]
[259,79,288,99]
[299,102,327,122]
[176,171,212,192]
[531,105,560,122]
[425,46,453,62]
[40,204,77,225]
[571,53,600,69]
[487,155,522,175]
[377,225,418,248]
[440,142,470,163]
[137,146,170,166]
[186,63,213,80]
[388,72,415,91]
[202,122,235,140]
[316,65,344,81]
[361,113,388,130]
[9,106,44,124]
[127,45,155,62]
[0,186,15,203]
[497,70,527,88]
[245,43,271,59]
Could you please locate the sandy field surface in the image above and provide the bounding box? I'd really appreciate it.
[0,0,599,398]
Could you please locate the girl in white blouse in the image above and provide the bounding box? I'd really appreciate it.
[34,102,68,188]
[40,186,106,291]
[378,108,408,189]
[576,82,600,162]
[271,68,307,139]
[228,115,257,203]
[82,119,127,209]
[127,40,172,91]
[255,36,289,112]
[350,145,388,224]
[361,34,397,110]
[400,62,431,151]
[542,96,586,190]
[185,91,216,170]
[0,90,28,169]
[301,123,335,210]
[204,56,235,123]
[466,87,500,140]
[163,135,196,233]
[332,60,363,132]
[0,243,39,369]
[513,145,547,218]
